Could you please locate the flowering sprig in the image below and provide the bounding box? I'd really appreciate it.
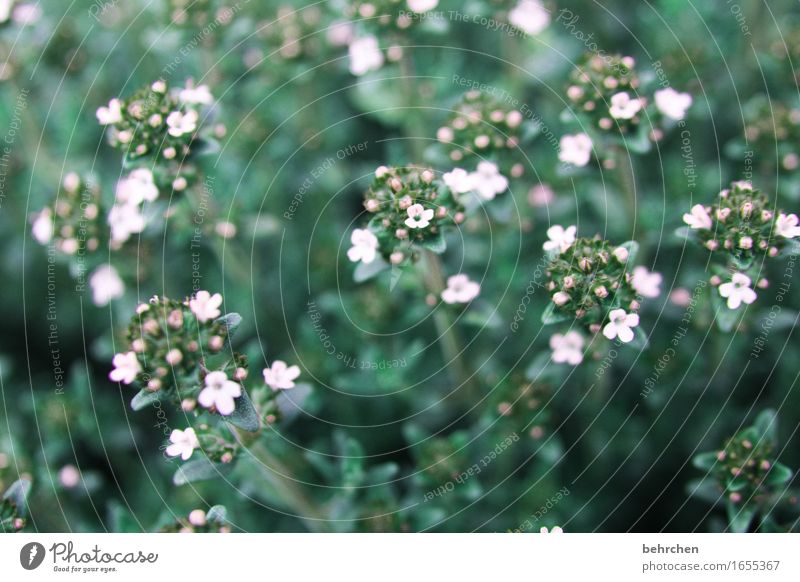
[542,230,650,347]
[692,410,794,532]
[30,172,102,254]
[0,479,30,532]
[734,96,800,176]
[437,90,527,175]
[96,79,215,185]
[159,506,231,533]
[349,165,464,274]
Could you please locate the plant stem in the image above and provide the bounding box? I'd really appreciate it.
[245,439,331,532]
[420,250,479,404]
[399,51,427,162]
[615,146,638,238]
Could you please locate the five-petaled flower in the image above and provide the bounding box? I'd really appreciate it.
[655,88,692,121]
[543,225,577,253]
[718,273,757,310]
[609,91,643,120]
[443,168,473,194]
[469,162,508,200]
[115,169,158,205]
[558,133,593,167]
[96,98,122,125]
[109,351,141,384]
[347,228,379,264]
[441,274,480,304]
[405,203,435,229]
[263,360,301,391]
[166,428,200,461]
[631,266,662,298]
[683,204,712,229]
[550,331,585,365]
[166,109,198,137]
[776,213,800,238]
[602,309,640,343]
[198,371,242,415]
[189,290,222,322]
[90,264,125,307]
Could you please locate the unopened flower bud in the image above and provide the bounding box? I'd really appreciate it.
[209,336,224,351]
[421,170,434,183]
[166,349,183,365]
[563,275,575,289]
[738,236,753,249]
[375,165,389,178]
[181,398,196,411]
[390,251,404,265]
[594,285,608,298]
[234,367,248,381]
[398,195,412,210]
[365,199,380,212]
[552,292,570,306]
[389,177,403,192]
[188,509,207,527]
[613,247,628,262]
[740,201,753,218]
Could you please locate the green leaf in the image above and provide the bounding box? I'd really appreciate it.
[206,505,228,524]
[215,312,243,340]
[692,451,719,471]
[2,479,31,516]
[354,257,389,283]
[753,409,778,445]
[763,462,793,487]
[420,232,446,254]
[275,383,312,423]
[541,303,571,325]
[624,125,652,154]
[173,457,230,486]
[674,226,693,240]
[627,325,649,349]
[726,501,757,533]
[131,389,160,411]
[225,388,260,432]
[711,291,741,332]
[686,477,723,505]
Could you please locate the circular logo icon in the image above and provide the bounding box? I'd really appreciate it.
[20,542,46,570]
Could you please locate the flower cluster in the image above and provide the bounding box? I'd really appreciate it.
[109,292,235,408]
[258,4,328,61]
[693,411,794,531]
[346,0,439,32]
[742,98,800,174]
[437,90,526,175]
[30,172,102,254]
[96,79,213,183]
[349,165,464,266]
[160,507,232,533]
[565,54,643,133]
[543,228,655,345]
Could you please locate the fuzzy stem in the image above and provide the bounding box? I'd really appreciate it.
[420,250,479,404]
[245,438,331,533]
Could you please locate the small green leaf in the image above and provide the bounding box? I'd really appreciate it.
[275,383,312,423]
[225,388,260,432]
[711,292,741,332]
[131,389,160,411]
[686,477,723,505]
[173,457,230,486]
[626,325,649,349]
[420,232,446,254]
[726,502,757,533]
[215,312,243,340]
[541,303,572,325]
[2,479,31,516]
[354,258,389,283]
[763,462,793,487]
[753,409,778,445]
[206,505,228,524]
[692,451,719,471]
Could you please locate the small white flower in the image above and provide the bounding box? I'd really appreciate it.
[602,309,640,343]
[609,91,643,120]
[407,0,438,12]
[540,526,564,533]
[543,224,576,253]
[348,35,384,76]
[405,203,434,229]
[115,168,158,205]
[631,266,662,298]
[12,3,42,25]
[549,331,584,365]
[179,83,213,105]
[654,88,692,121]
[263,360,301,391]
[558,133,593,166]
[165,428,199,461]
[189,290,222,322]
[347,228,379,264]
[166,109,198,137]
[441,274,480,304]
[776,213,800,238]
[0,0,11,23]
[443,168,474,194]
[508,0,550,35]
[718,273,757,310]
[31,208,53,244]
[198,371,241,415]
[109,351,141,384]
[682,204,712,230]
[89,264,124,306]
[96,98,122,125]
[468,161,508,200]
[108,203,146,245]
